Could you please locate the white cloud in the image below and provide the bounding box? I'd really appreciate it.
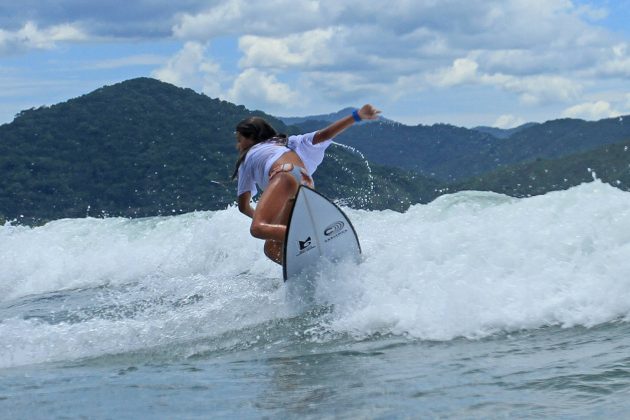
[4,0,630,124]
[484,73,582,105]
[428,58,581,105]
[164,0,627,114]
[562,100,621,120]
[151,39,305,107]
[173,0,339,40]
[430,58,479,87]
[0,21,86,55]
[226,68,300,109]
[152,42,205,85]
[0,1,194,38]
[173,0,245,39]
[151,41,224,98]
[493,114,526,129]
[238,28,337,70]
[591,43,630,77]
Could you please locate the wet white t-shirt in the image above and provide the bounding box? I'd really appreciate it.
[237,131,332,197]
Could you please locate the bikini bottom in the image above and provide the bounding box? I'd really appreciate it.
[268,163,314,188]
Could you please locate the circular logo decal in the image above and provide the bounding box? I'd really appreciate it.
[324,221,345,236]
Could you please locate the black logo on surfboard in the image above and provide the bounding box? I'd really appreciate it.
[296,236,316,256]
[299,237,312,250]
[324,221,345,236]
[324,220,348,242]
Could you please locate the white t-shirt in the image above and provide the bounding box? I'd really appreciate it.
[237,131,332,197]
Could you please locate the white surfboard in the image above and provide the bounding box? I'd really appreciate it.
[283,186,361,281]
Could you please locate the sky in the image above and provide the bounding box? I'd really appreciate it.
[1,0,630,128]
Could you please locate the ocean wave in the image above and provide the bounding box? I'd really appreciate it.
[3,180,630,367]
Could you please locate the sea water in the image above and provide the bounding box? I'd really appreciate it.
[2,180,630,418]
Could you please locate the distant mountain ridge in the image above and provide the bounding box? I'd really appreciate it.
[282,108,539,140]
[295,114,630,181]
[472,123,538,139]
[288,108,630,181]
[279,107,396,125]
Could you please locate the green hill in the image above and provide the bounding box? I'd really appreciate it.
[455,138,630,197]
[297,114,630,182]
[0,78,440,224]
[4,76,627,225]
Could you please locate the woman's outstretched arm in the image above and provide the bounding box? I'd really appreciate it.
[312,104,381,144]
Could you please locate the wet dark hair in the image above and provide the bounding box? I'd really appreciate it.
[232,117,287,179]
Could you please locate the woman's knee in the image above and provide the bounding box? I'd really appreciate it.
[250,221,265,238]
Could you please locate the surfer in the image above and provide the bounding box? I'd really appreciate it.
[233,104,381,264]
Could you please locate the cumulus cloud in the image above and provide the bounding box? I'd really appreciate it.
[173,0,340,40]
[428,58,581,104]
[430,58,479,87]
[4,0,630,123]
[238,29,337,70]
[0,21,86,55]
[592,43,630,77]
[484,73,582,105]
[0,0,202,38]
[226,68,300,109]
[172,0,245,39]
[562,100,621,120]
[151,41,224,98]
[161,0,625,115]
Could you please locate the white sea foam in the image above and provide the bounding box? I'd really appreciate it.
[319,180,630,340]
[2,180,630,367]
[0,208,275,300]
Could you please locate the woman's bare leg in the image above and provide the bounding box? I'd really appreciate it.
[250,151,305,264]
[250,173,299,242]
[264,241,282,264]
[263,196,297,264]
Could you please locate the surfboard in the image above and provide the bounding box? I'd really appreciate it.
[283,186,361,281]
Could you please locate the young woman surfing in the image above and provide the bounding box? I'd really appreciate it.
[233,104,381,264]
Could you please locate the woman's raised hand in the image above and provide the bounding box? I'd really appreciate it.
[358,104,381,120]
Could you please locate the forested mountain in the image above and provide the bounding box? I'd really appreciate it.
[300,119,501,180]
[0,78,439,224]
[455,138,630,197]
[471,123,538,139]
[295,114,630,181]
[2,76,630,225]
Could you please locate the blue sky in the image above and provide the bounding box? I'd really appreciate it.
[1,0,629,128]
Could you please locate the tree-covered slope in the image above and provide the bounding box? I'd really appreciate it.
[296,114,630,182]
[455,137,630,197]
[0,78,440,223]
[5,76,626,225]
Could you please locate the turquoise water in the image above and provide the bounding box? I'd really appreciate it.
[3,181,630,418]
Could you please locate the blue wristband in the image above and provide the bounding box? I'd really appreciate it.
[352,109,362,122]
